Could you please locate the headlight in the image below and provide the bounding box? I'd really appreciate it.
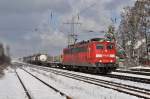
[96,54,102,58]
[110,54,115,58]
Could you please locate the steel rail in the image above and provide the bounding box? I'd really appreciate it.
[21,68,72,99]
[15,70,32,99]
[115,70,150,76]
[30,66,150,99]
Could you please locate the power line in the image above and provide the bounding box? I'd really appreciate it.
[63,17,81,46]
[63,2,99,46]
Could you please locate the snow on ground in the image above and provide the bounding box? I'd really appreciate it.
[129,66,150,70]
[33,66,150,91]
[16,68,66,99]
[0,67,27,99]
[112,72,150,79]
[25,67,141,99]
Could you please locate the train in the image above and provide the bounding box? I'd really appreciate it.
[23,38,119,74]
[23,54,48,65]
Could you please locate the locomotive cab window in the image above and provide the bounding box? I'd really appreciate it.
[96,44,104,49]
[107,44,114,50]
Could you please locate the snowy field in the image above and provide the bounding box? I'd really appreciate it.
[0,67,66,99]
[129,66,150,70]
[111,71,150,79]
[1,63,148,99]
[0,67,26,99]
[31,66,150,90]
[24,67,142,99]
[16,69,66,99]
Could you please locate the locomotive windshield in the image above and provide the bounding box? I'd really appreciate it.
[96,44,104,49]
[91,38,105,41]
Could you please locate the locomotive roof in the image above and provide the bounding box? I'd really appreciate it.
[90,38,105,41]
[67,38,113,48]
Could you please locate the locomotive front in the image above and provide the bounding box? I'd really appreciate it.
[94,40,118,72]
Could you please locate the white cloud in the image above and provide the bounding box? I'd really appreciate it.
[40,31,67,48]
[0,0,136,57]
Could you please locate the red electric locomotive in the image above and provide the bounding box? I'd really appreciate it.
[62,38,118,73]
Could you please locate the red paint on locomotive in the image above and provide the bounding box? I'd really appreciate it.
[62,38,118,68]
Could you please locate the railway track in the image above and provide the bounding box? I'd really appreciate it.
[26,63,150,84]
[115,69,150,76]
[15,70,32,99]
[57,67,150,84]
[21,68,72,99]
[28,64,150,84]
[104,73,150,84]
[28,66,150,99]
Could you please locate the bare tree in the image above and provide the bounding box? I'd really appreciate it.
[117,0,150,67]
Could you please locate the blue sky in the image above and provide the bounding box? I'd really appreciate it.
[0,0,136,57]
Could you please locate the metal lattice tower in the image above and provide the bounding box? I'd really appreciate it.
[64,17,81,46]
